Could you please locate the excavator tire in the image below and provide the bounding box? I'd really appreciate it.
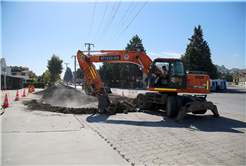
[166,96,177,117]
[136,93,149,110]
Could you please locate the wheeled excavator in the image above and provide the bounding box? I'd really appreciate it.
[77,50,220,122]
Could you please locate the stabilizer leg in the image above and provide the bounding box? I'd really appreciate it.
[211,105,220,117]
[175,107,188,123]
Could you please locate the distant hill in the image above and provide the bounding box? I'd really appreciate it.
[215,65,246,74]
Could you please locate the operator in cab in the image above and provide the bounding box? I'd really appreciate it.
[155,66,168,86]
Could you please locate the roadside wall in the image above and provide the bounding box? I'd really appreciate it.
[111,88,148,98]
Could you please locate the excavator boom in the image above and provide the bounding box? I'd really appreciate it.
[77,50,152,111]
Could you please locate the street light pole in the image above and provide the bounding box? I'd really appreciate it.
[71,55,77,89]
[84,43,94,56]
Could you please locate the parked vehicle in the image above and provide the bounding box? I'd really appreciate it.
[223,80,227,89]
[214,79,224,90]
[210,79,217,92]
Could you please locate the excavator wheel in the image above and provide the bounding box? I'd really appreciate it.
[136,93,150,110]
[166,96,177,117]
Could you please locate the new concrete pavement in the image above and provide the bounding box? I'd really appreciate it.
[1,89,130,165]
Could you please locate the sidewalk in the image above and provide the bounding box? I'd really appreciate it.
[0,89,130,165]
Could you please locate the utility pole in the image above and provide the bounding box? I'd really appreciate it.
[71,55,77,89]
[85,43,94,56]
[64,63,69,86]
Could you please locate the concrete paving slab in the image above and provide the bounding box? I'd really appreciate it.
[1,93,130,165]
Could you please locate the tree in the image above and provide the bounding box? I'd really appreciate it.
[180,25,218,79]
[47,54,63,85]
[97,35,146,87]
[224,71,233,82]
[123,35,146,80]
[76,68,84,79]
[43,70,51,84]
[63,67,73,83]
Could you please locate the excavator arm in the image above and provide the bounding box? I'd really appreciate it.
[77,50,153,111]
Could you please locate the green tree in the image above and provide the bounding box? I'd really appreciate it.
[43,70,51,84]
[63,67,73,82]
[76,68,84,79]
[47,54,63,85]
[98,35,146,87]
[123,35,146,80]
[217,70,222,79]
[224,71,233,82]
[181,25,218,79]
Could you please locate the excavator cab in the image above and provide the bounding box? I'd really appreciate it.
[148,59,187,89]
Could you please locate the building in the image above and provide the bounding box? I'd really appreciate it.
[233,72,246,86]
[1,58,35,89]
[10,66,35,80]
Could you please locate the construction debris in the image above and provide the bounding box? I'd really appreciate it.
[24,85,136,115]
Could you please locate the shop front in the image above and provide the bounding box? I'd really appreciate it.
[1,58,24,90]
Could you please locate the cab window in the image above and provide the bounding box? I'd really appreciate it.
[170,61,185,76]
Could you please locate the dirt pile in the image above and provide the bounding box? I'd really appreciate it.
[24,85,137,115]
[35,86,98,108]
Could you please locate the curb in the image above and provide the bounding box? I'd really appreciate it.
[0,107,5,115]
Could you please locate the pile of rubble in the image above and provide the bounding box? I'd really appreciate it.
[24,86,137,115]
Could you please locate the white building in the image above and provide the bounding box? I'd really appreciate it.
[1,58,35,89]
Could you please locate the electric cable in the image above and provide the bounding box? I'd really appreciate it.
[109,1,148,49]
[87,1,97,42]
[93,1,109,43]
[97,1,122,48]
[96,1,117,46]
[106,1,139,48]
[102,1,134,48]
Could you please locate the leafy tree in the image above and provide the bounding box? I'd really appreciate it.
[217,70,222,79]
[232,71,239,77]
[47,54,63,85]
[76,68,84,79]
[224,71,233,82]
[43,70,51,84]
[181,25,218,79]
[123,35,146,80]
[28,78,38,82]
[63,67,73,82]
[98,35,146,87]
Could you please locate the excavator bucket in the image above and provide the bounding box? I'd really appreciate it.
[97,94,110,112]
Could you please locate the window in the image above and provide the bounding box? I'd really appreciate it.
[12,73,16,75]
[170,61,185,76]
[21,73,25,76]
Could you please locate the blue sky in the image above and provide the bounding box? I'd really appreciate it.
[1,0,245,78]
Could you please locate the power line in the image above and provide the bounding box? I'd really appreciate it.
[96,1,117,45]
[107,1,139,48]
[92,1,109,43]
[87,1,97,42]
[102,1,134,48]
[109,1,148,49]
[97,1,122,48]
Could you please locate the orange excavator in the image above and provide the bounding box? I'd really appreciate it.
[77,50,219,122]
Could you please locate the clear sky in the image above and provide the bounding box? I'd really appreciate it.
[1,0,245,79]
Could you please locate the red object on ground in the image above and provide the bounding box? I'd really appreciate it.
[15,90,20,101]
[3,93,9,107]
[23,89,26,97]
